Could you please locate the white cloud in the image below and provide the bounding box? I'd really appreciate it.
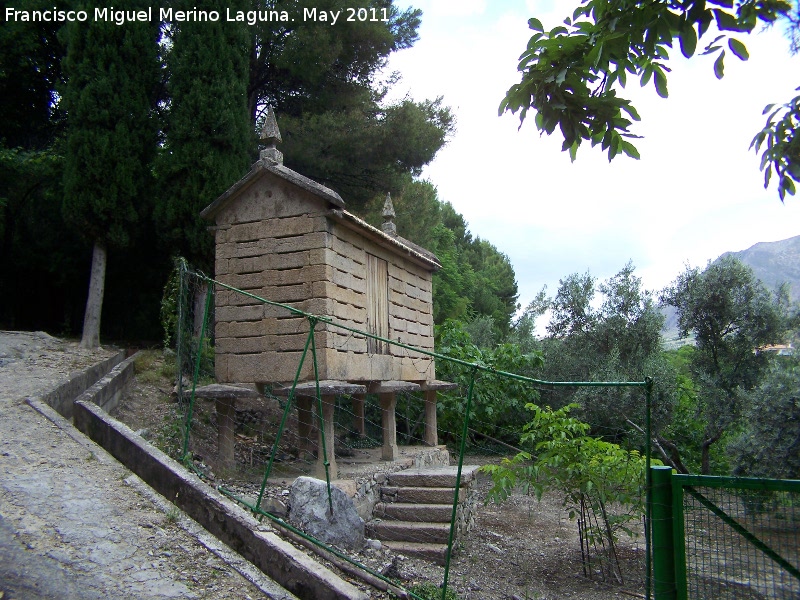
[386,1,800,308]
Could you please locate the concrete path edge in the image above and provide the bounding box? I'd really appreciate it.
[40,349,126,419]
[25,394,299,600]
[70,384,368,600]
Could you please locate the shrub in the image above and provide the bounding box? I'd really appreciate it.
[482,403,652,582]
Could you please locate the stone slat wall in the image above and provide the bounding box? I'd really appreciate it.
[212,171,434,385]
[321,223,434,382]
[213,182,332,383]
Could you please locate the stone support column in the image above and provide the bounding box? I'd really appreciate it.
[273,380,366,482]
[423,390,438,447]
[418,380,458,448]
[215,397,237,469]
[351,394,366,437]
[316,394,337,479]
[296,395,315,458]
[191,384,262,473]
[379,392,398,461]
[368,381,420,462]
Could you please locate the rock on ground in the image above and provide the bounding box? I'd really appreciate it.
[289,476,365,551]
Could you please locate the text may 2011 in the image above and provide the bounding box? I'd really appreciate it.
[4,7,389,26]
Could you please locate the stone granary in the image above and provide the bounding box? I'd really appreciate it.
[199,108,455,478]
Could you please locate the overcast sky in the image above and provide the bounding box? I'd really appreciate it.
[384,0,800,311]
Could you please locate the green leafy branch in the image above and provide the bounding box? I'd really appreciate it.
[751,91,800,200]
[435,320,544,444]
[501,0,791,163]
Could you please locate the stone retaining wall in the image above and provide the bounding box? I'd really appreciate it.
[455,477,479,540]
[74,398,367,600]
[74,354,137,415]
[40,349,126,419]
[54,349,367,599]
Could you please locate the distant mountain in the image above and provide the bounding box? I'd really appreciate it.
[720,234,800,299]
[661,235,800,343]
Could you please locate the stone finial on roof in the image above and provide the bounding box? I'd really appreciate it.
[381,192,397,236]
[260,105,283,164]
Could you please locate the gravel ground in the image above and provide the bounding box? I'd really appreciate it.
[0,331,292,600]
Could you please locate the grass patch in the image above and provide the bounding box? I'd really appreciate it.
[133,349,160,374]
[138,370,163,385]
[135,350,176,386]
[155,406,185,459]
[166,505,181,523]
[158,360,174,379]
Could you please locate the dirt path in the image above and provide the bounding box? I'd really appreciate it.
[0,331,292,600]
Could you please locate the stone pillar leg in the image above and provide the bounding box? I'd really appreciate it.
[215,397,236,470]
[424,389,438,446]
[315,394,337,480]
[297,395,315,458]
[352,394,366,438]
[379,392,398,461]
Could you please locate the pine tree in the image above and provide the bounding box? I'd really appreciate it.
[247,0,452,213]
[155,0,254,269]
[61,1,160,348]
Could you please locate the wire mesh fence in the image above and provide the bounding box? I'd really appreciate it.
[165,261,655,599]
[675,476,800,600]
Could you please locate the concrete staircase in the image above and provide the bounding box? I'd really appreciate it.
[366,465,480,565]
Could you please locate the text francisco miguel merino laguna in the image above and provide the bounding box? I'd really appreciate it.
[5,6,390,26]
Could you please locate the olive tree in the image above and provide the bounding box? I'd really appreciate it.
[730,355,800,480]
[537,263,672,444]
[660,255,789,473]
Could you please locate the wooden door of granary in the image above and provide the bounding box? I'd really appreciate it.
[366,253,389,354]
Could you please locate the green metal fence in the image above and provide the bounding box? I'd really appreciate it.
[651,466,800,599]
[169,262,654,600]
[166,259,800,599]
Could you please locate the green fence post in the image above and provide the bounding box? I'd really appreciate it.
[441,366,477,600]
[645,376,653,600]
[651,465,676,600]
[671,477,687,600]
[181,279,213,465]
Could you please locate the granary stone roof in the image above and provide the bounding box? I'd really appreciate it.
[200,108,441,272]
[329,209,441,271]
[199,158,345,221]
[199,159,440,271]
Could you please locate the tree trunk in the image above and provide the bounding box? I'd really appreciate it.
[700,430,723,475]
[80,240,107,349]
[655,436,690,474]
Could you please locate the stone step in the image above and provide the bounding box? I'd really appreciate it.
[382,541,450,566]
[387,465,480,489]
[374,502,453,523]
[366,520,451,544]
[381,485,461,504]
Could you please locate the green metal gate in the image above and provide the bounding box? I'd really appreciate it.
[651,466,800,599]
